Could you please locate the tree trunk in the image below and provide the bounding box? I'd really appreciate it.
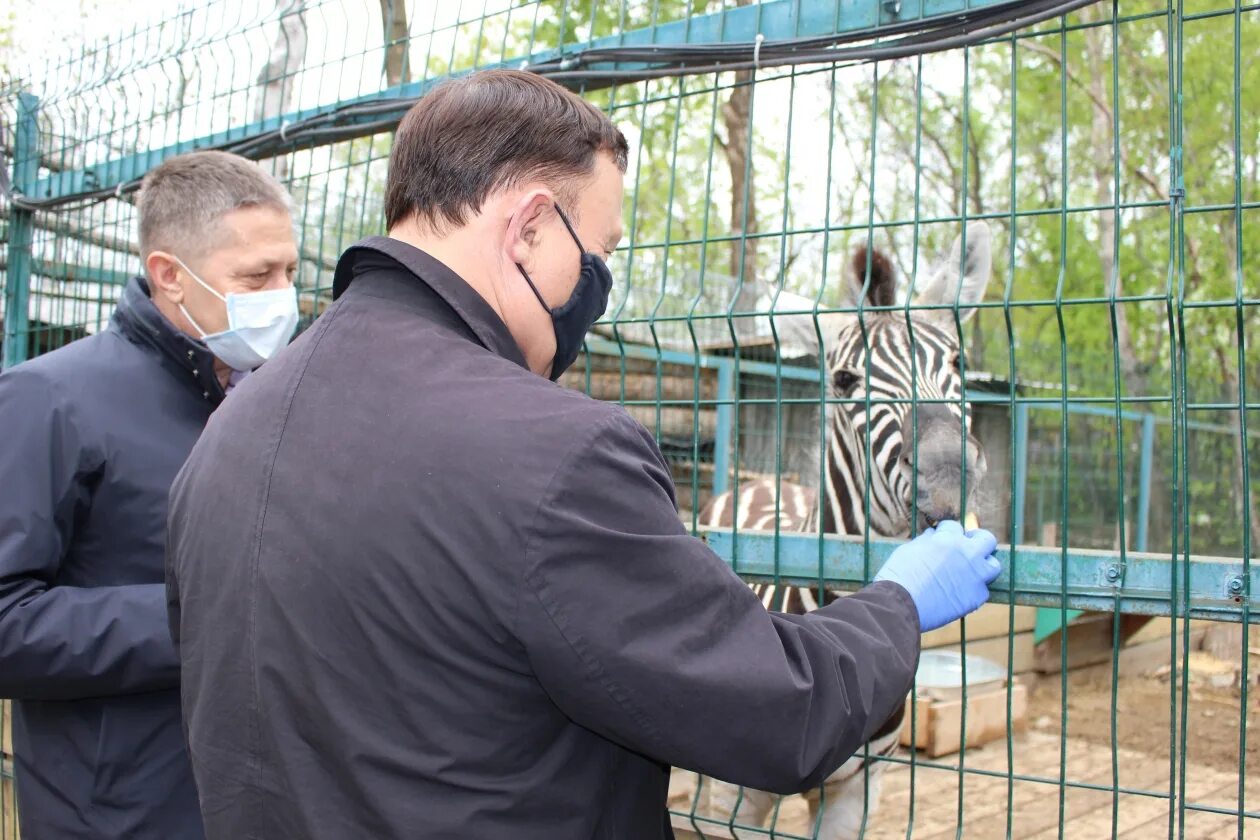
[723,67,759,334]
[721,0,760,338]
[379,0,410,87]
[1083,15,1146,398]
[1213,334,1260,555]
[255,0,308,181]
[1082,15,1156,552]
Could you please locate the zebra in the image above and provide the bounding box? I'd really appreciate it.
[692,222,993,839]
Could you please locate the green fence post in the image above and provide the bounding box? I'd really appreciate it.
[712,358,734,497]
[3,93,39,369]
[1136,414,1155,553]
[1013,401,1030,544]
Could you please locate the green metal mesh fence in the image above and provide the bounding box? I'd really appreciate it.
[2,0,1257,837]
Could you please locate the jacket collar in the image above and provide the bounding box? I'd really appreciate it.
[112,276,226,406]
[333,236,529,371]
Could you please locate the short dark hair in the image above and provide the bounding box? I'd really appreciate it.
[384,70,629,231]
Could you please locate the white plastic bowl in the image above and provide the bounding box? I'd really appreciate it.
[915,649,1007,701]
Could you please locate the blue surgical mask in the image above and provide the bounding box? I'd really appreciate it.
[515,204,613,381]
[172,255,299,372]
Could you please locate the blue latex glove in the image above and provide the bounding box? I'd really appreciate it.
[873,520,1001,632]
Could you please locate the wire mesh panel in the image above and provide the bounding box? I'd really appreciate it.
[2,0,1257,838]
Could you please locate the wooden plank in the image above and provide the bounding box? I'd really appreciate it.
[920,604,1036,649]
[562,350,721,380]
[1124,616,1212,646]
[899,683,1027,758]
[1034,613,1154,674]
[1035,614,1214,676]
[621,405,717,439]
[1114,627,1208,675]
[559,370,718,403]
[2,772,14,840]
[1201,622,1245,663]
[3,699,17,840]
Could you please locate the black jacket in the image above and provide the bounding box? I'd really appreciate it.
[166,237,921,840]
[0,277,216,839]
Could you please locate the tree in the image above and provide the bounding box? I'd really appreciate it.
[255,0,309,182]
[379,0,410,87]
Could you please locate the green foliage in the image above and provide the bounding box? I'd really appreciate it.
[291,1,1257,553]
[0,6,15,92]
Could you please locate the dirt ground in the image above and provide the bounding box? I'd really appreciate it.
[1026,655,1260,778]
[670,651,1260,838]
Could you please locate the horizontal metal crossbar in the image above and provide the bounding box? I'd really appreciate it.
[581,337,1255,433]
[701,529,1257,623]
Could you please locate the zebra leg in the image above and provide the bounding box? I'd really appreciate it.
[807,759,889,840]
[806,704,905,839]
[704,778,777,831]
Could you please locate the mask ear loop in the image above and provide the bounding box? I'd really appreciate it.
[515,203,588,314]
[169,255,225,338]
[179,302,211,339]
[551,203,587,254]
[514,263,553,312]
[169,254,227,302]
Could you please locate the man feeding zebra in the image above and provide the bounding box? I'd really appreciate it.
[165,69,1001,840]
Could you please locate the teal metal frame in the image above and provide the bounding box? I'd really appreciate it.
[578,338,1255,623]
[702,529,1258,623]
[3,93,39,368]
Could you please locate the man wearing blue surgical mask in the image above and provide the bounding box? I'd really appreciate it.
[147,209,300,389]
[0,149,297,840]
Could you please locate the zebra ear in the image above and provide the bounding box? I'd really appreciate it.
[913,221,993,325]
[768,289,851,359]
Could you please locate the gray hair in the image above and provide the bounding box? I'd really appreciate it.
[137,150,294,260]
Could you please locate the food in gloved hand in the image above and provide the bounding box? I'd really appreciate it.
[873,520,1001,632]
[965,513,980,531]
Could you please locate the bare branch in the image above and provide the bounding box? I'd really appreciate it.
[255,0,308,181]
[1017,39,1114,122]
[379,0,411,87]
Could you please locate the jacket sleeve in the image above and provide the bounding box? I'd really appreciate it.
[514,410,921,795]
[0,366,179,700]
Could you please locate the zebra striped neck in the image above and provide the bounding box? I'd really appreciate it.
[815,316,964,539]
[815,392,909,538]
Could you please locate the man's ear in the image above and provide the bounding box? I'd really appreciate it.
[145,251,185,305]
[504,189,555,269]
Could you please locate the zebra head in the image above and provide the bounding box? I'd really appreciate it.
[820,223,993,538]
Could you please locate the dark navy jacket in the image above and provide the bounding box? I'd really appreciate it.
[166,237,920,840]
[0,277,215,839]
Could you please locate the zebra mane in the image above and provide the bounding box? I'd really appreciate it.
[851,246,896,308]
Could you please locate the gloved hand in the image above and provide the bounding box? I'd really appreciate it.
[873,520,1001,632]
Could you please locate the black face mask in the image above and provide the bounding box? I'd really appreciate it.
[516,204,613,381]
